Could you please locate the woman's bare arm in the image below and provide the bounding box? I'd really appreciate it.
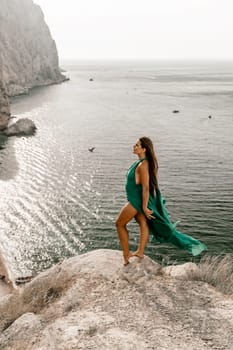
[138,161,153,219]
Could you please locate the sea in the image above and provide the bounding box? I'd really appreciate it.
[0,60,233,276]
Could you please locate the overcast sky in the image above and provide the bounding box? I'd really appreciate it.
[33,0,233,61]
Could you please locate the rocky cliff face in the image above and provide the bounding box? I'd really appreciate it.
[0,75,10,130]
[0,0,66,97]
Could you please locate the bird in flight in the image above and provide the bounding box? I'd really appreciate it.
[88,147,95,152]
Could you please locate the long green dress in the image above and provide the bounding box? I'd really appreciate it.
[126,158,207,256]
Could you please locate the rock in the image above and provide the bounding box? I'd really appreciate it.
[0,0,68,137]
[0,114,10,132]
[0,78,10,131]
[0,0,67,97]
[163,262,199,278]
[0,313,43,349]
[3,118,36,136]
[0,249,232,350]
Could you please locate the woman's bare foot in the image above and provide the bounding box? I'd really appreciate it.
[123,252,133,266]
[131,250,144,259]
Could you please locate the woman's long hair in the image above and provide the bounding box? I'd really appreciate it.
[139,136,159,196]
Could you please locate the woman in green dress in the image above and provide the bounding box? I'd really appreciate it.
[116,136,207,266]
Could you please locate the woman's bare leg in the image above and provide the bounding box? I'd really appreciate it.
[115,203,138,265]
[132,212,149,258]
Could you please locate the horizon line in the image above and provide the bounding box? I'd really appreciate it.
[60,57,233,62]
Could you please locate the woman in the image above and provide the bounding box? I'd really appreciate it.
[116,137,207,266]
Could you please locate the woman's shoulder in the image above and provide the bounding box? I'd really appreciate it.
[137,159,149,170]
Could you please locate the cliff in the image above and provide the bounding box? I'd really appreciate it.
[0,76,10,131]
[0,0,67,130]
[0,250,232,350]
[0,0,66,97]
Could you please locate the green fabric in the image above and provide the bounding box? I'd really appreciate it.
[126,159,207,256]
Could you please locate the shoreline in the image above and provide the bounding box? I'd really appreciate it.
[0,250,15,297]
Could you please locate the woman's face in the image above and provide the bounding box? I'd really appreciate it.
[133,139,145,155]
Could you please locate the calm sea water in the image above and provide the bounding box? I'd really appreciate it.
[0,60,233,276]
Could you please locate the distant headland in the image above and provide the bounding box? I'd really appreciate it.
[0,0,68,133]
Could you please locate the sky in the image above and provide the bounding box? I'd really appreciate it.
[33,0,233,61]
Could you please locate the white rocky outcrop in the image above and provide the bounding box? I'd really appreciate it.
[3,117,36,136]
[0,249,232,350]
[163,261,199,277]
[0,0,67,97]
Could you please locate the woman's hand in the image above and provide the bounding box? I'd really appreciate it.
[143,207,155,220]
